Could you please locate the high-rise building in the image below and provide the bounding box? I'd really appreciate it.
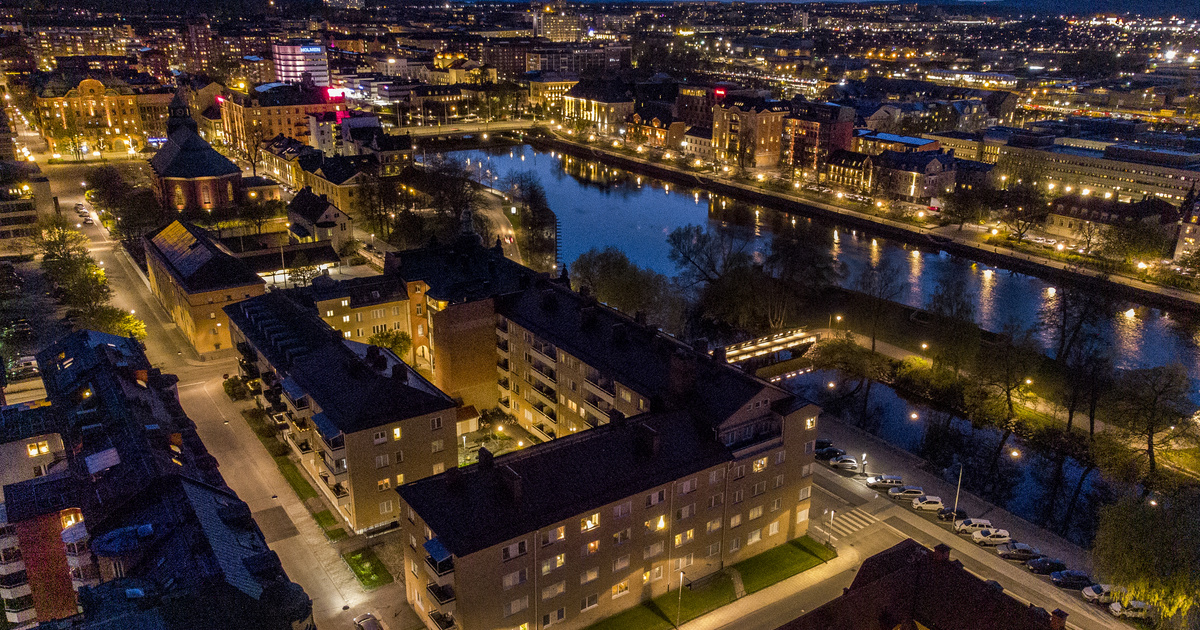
[273,40,331,87]
[533,5,582,43]
[184,19,215,74]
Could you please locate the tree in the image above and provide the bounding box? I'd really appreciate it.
[571,247,684,333]
[926,267,979,375]
[1100,221,1171,264]
[78,305,147,340]
[998,183,1049,242]
[111,188,165,242]
[84,166,131,216]
[1107,363,1196,489]
[368,329,413,359]
[240,199,284,236]
[855,259,903,352]
[666,224,753,289]
[1072,220,1104,253]
[978,323,1040,483]
[940,187,992,230]
[479,406,515,432]
[55,259,112,314]
[1038,284,1108,366]
[1093,495,1200,623]
[33,215,89,261]
[289,252,320,287]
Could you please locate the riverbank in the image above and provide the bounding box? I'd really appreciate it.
[531,132,1200,314]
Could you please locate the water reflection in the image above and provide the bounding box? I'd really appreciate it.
[438,145,1200,380]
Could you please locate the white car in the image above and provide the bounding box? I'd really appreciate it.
[888,485,924,499]
[830,455,858,470]
[865,475,903,489]
[912,495,943,511]
[1082,584,1118,604]
[972,529,1011,546]
[953,518,993,534]
[1109,601,1150,619]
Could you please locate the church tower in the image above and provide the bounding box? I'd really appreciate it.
[166,89,199,136]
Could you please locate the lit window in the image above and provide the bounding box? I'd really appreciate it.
[674,529,693,547]
[645,515,666,532]
[581,512,600,532]
[393,427,402,440]
[27,441,49,457]
[583,540,599,556]
[753,457,768,473]
[611,581,629,598]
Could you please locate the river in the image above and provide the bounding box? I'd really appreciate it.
[446,144,1200,379]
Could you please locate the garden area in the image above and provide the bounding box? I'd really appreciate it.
[342,547,394,590]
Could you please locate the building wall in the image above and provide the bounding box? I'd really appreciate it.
[995,144,1200,204]
[13,512,75,624]
[317,296,410,348]
[157,173,242,211]
[430,298,499,413]
[145,248,265,355]
[0,434,64,502]
[713,106,784,169]
[222,98,344,156]
[562,98,633,135]
[36,79,172,153]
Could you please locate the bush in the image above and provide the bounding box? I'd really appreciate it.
[223,377,250,401]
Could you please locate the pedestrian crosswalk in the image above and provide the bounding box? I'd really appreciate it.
[819,508,879,541]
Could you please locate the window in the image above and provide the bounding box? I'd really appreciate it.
[431,439,444,453]
[582,540,599,556]
[380,501,393,514]
[393,427,402,440]
[750,506,763,520]
[674,529,693,547]
[751,482,767,497]
[325,310,335,317]
[730,514,742,528]
[775,451,786,464]
[708,493,724,509]
[542,554,566,575]
[748,529,761,545]
[26,441,49,457]
[769,521,780,536]
[343,315,350,322]
[372,308,385,319]
[753,457,768,473]
[503,595,529,616]
[644,515,666,532]
[676,503,695,521]
[709,469,724,485]
[646,489,666,507]
[706,518,722,534]
[356,313,363,322]
[732,489,744,504]
[733,465,745,480]
[396,473,405,485]
[503,568,528,589]
[801,464,813,477]
[613,528,631,545]
[502,540,528,561]
[395,450,404,463]
[431,416,442,431]
[581,512,600,532]
[543,607,565,626]
[799,486,811,501]
[730,537,741,553]
[797,508,809,523]
[804,440,815,454]
[644,541,664,559]
[581,567,599,584]
[581,593,599,611]
[806,416,817,430]
[772,498,783,512]
[612,581,629,598]
[373,431,387,444]
[542,581,565,600]
[613,554,630,571]
[678,478,697,494]
[613,501,632,518]
[673,554,694,571]
[774,474,784,488]
[543,526,565,546]
[378,479,391,491]
[375,454,389,468]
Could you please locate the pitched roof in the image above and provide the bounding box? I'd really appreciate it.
[564,79,634,104]
[1050,194,1179,225]
[875,150,955,172]
[387,236,540,304]
[149,127,241,179]
[144,221,264,293]
[397,411,736,558]
[288,187,337,225]
[827,149,872,168]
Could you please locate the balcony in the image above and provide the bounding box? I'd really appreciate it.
[496,337,509,353]
[496,357,510,372]
[529,340,557,363]
[583,392,612,414]
[498,377,510,391]
[528,378,555,403]
[498,396,510,409]
[424,555,454,577]
[426,582,456,606]
[429,611,456,630]
[496,319,509,334]
[0,571,30,600]
[585,372,615,396]
[529,360,557,385]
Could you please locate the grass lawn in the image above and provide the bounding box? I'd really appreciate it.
[312,509,339,530]
[343,547,394,590]
[1163,448,1200,477]
[733,536,835,595]
[650,570,737,625]
[274,456,318,500]
[326,528,349,542]
[583,602,672,630]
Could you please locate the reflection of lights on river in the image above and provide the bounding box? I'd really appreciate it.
[1115,307,1145,365]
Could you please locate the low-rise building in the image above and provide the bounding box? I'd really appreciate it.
[226,291,459,533]
[1044,193,1179,247]
[527,71,579,108]
[853,129,940,156]
[563,81,635,136]
[144,221,266,356]
[149,92,245,211]
[626,107,687,151]
[681,126,714,162]
[874,150,957,202]
[287,186,355,253]
[823,150,874,192]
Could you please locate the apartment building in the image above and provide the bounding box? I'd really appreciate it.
[713,97,788,169]
[784,101,855,176]
[398,396,819,630]
[221,83,345,157]
[29,23,133,70]
[226,291,459,533]
[0,161,52,242]
[311,274,410,348]
[261,134,323,190]
[527,72,579,108]
[533,8,582,43]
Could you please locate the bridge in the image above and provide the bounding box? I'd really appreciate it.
[393,120,537,138]
[721,328,820,364]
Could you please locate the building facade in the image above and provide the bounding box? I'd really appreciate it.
[713,97,788,169]
[273,40,330,87]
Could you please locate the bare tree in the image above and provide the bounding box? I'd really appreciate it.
[855,259,903,352]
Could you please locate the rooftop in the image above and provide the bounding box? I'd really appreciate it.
[144,221,264,294]
[385,235,541,304]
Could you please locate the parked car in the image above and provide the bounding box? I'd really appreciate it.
[866,474,903,489]
[353,612,384,630]
[1050,570,1094,589]
[830,455,858,470]
[814,447,845,461]
[815,438,834,450]
[1082,584,1118,604]
[936,507,967,522]
[954,518,993,534]
[997,542,1043,561]
[971,529,1011,546]
[912,495,944,511]
[82,217,94,225]
[1109,601,1150,619]
[888,486,924,499]
[1026,557,1067,575]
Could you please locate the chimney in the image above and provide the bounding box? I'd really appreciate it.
[501,465,522,501]
[1049,609,1068,630]
[931,543,951,564]
[608,409,626,427]
[635,424,660,459]
[478,446,494,469]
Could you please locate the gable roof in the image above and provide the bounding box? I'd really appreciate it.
[149,127,240,179]
[144,221,263,293]
[288,187,338,225]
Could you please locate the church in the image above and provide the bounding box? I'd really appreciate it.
[149,91,246,211]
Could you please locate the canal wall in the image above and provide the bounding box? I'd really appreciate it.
[532,135,1200,314]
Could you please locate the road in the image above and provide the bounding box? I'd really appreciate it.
[38,163,419,630]
[396,119,536,138]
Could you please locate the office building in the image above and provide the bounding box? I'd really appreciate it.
[563,81,634,136]
[33,73,173,155]
[273,40,330,87]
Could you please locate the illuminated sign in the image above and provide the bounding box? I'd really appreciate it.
[714,88,727,98]
[326,88,346,98]
[300,46,324,54]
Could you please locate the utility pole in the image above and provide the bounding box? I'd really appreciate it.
[952,464,963,518]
